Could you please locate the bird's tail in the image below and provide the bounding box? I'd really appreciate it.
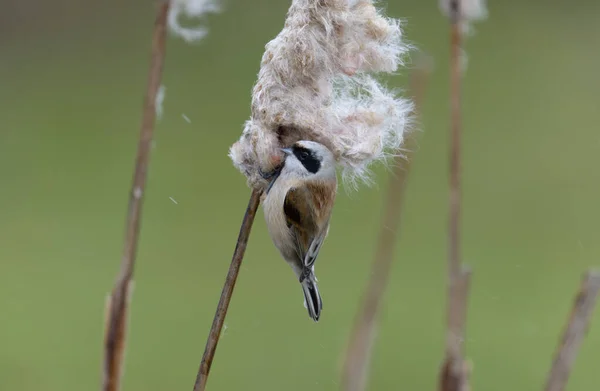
[301,271,323,322]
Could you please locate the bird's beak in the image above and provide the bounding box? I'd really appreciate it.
[280,148,293,155]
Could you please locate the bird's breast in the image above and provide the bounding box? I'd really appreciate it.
[263,182,296,258]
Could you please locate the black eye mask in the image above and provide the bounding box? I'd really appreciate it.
[292,145,321,174]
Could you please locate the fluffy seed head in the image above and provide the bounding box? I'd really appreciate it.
[229,0,413,190]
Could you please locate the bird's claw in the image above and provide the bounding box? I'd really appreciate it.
[259,163,285,180]
[262,164,286,194]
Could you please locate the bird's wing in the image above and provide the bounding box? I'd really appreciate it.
[284,182,336,269]
[303,182,336,268]
[303,224,328,269]
[283,186,317,264]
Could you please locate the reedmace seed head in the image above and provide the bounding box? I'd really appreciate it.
[229,0,413,190]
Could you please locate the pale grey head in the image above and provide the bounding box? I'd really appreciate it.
[280,140,336,181]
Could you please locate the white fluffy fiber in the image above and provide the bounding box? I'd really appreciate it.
[438,0,488,35]
[439,0,488,73]
[168,0,220,43]
[229,0,413,190]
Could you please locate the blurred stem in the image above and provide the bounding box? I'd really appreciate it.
[440,1,472,391]
[193,188,263,391]
[339,56,432,391]
[544,271,600,391]
[102,2,169,391]
[448,0,462,287]
[440,267,472,391]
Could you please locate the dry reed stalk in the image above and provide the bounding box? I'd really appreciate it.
[192,188,263,391]
[340,57,432,391]
[102,3,170,391]
[448,1,462,280]
[439,1,472,390]
[544,271,600,391]
[440,267,472,391]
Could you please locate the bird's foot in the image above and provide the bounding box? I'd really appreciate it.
[262,164,285,194]
[259,164,283,181]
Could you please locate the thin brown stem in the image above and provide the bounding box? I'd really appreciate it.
[544,271,600,391]
[339,57,432,391]
[193,188,263,391]
[440,2,472,391]
[440,267,472,391]
[446,266,471,358]
[101,3,170,391]
[448,0,462,283]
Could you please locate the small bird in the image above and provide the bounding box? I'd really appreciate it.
[262,140,337,322]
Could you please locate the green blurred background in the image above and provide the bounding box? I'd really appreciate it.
[1,0,599,390]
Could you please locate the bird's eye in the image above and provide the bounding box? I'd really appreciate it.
[293,146,321,173]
